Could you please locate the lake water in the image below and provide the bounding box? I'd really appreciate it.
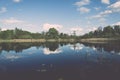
[0,42,120,80]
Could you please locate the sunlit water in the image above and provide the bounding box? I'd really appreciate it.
[0,42,120,80]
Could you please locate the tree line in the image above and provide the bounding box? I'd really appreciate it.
[82,25,120,38]
[0,25,120,39]
[0,28,76,39]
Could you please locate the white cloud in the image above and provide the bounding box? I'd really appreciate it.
[70,27,83,32]
[91,14,102,18]
[43,23,63,31]
[108,1,120,12]
[69,26,99,35]
[100,10,112,15]
[91,10,112,19]
[88,27,97,32]
[74,0,90,7]
[0,18,24,24]
[77,7,90,13]
[19,23,40,33]
[74,0,91,13]
[90,1,120,23]
[91,1,120,21]
[1,28,7,31]
[13,0,21,3]
[0,7,7,14]
[113,22,120,25]
[108,1,120,8]
[0,17,41,33]
[70,26,103,35]
[101,0,110,4]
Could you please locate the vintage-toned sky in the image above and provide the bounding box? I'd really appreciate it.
[0,0,120,35]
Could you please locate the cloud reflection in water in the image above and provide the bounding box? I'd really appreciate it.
[43,48,62,55]
[3,54,22,61]
[70,43,84,51]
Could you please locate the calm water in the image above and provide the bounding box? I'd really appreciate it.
[0,42,120,80]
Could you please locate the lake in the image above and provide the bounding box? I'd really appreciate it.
[0,42,120,80]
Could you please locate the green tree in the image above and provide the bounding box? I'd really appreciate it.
[114,25,120,36]
[46,28,59,39]
[1,30,13,39]
[103,26,114,37]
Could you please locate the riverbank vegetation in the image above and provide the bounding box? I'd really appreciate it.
[0,28,77,40]
[80,25,120,43]
[82,25,120,38]
[0,25,120,43]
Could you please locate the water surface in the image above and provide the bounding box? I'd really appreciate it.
[0,42,120,80]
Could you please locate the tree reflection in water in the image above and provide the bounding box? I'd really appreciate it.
[0,42,120,55]
[82,42,120,54]
[0,43,40,53]
[45,42,59,51]
[0,42,65,54]
[0,42,120,80]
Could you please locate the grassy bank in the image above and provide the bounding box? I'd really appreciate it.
[0,39,76,43]
[0,38,120,43]
[80,38,120,44]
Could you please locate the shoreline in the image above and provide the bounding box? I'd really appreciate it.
[80,38,120,44]
[0,39,76,43]
[0,38,119,43]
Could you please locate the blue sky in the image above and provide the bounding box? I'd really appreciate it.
[0,0,120,35]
